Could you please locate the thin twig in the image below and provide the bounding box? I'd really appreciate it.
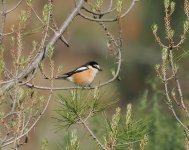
[0,0,85,96]
[0,0,6,43]
[5,0,24,14]
[169,48,189,116]
[163,69,189,133]
[79,0,138,22]
[24,46,121,91]
[82,6,115,16]
[2,51,55,149]
[80,118,106,150]
[29,6,57,33]
[2,91,53,147]
[108,0,113,11]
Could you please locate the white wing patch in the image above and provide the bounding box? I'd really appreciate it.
[75,66,88,72]
[67,76,73,82]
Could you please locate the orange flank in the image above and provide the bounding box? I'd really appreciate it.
[72,69,95,86]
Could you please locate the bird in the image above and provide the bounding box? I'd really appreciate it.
[55,61,102,86]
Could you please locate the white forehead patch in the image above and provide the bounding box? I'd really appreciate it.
[76,66,88,72]
[94,64,99,68]
[91,64,100,70]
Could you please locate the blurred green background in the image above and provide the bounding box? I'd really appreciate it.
[2,0,189,149]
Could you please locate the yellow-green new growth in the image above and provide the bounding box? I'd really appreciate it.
[152,24,158,34]
[166,29,175,39]
[96,0,104,10]
[26,0,33,6]
[125,104,132,127]
[170,2,176,15]
[116,0,123,15]
[184,20,189,34]
[161,48,168,63]
[42,3,52,24]
[111,107,121,133]
[47,45,54,58]
[19,10,28,27]
[164,0,170,9]
[0,60,5,77]
[0,112,4,120]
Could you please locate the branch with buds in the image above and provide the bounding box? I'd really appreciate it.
[153,0,189,134]
[0,0,139,149]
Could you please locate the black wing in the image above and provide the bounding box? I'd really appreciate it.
[56,65,88,79]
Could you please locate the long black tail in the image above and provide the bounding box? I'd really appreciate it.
[44,74,68,80]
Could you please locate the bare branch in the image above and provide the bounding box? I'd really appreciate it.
[5,0,24,14]
[59,36,70,47]
[2,91,53,148]
[29,5,57,33]
[162,66,189,133]
[0,0,6,43]
[108,0,113,11]
[168,48,189,116]
[0,0,85,96]
[79,12,117,22]
[2,53,55,148]
[82,6,115,16]
[120,0,139,18]
[80,118,106,150]
[79,0,138,22]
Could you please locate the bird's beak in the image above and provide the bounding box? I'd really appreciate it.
[98,68,102,71]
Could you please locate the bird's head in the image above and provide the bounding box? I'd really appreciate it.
[86,61,102,71]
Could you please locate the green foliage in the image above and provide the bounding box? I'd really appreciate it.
[164,0,170,9]
[53,89,149,150]
[0,44,4,53]
[65,130,79,150]
[19,10,30,29]
[0,59,5,76]
[166,28,175,39]
[26,0,33,6]
[57,65,64,75]
[43,4,49,23]
[116,0,123,15]
[152,24,158,34]
[32,40,38,48]
[125,104,132,127]
[22,26,43,37]
[47,46,54,58]
[42,3,52,24]
[19,56,29,67]
[104,107,121,148]
[184,20,189,34]
[54,89,107,128]
[96,0,104,11]
[170,1,176,15]
[19,10,28,24]
[140,135,149,150]
[89,0,104,12]
[139,79,185,150]
[10,36,16,46]
[0,112,4,119]
[11,24,15,32]
[56,130,79,150]
[104,104,149,149]
[161,48,168,63]
[41,138,49,150]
